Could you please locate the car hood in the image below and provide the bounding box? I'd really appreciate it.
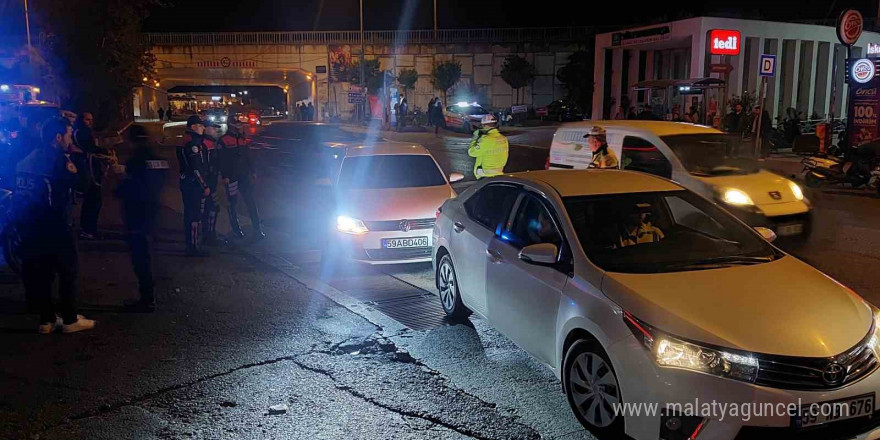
[692,169,800,205]
[338,185,453,221]
[602,256,872,357]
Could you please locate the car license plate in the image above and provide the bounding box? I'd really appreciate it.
[776,223,804,236]
[796,393,875,429]
[382,237,428,249]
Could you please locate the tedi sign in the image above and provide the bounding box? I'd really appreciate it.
[710,30,741,56]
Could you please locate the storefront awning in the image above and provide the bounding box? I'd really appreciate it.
[632,78,726,91]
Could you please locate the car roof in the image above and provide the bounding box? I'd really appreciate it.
[344,142,431,157]
[558,120,722,137]
[505,169,685,197]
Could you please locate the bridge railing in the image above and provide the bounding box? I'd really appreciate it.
[145,27,594,46]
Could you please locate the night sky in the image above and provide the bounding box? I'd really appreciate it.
[140,0,880,32]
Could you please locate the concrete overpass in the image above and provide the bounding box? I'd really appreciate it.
[140,28,593,121]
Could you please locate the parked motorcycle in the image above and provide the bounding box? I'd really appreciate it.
[801,142,880,194]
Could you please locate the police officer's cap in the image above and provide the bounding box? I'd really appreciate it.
[186,115,203,128]
[583,126,607,140]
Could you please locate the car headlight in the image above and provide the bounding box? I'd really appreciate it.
[209,115,216,121]
[336,215,368,235]
[624,312,759,383]
[721,188,754,206]
[220,116,227,122]
[869,311,880,359]
[788,180,804,201]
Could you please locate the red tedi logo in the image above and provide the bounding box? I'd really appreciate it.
[709,30,741,56]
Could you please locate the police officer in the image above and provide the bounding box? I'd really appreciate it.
[177,115,211,256]
[584,126,619,169]
[218,117,264,239]
[118,125,168,312]
[15,117,95,333]
[467,114,508,179]
[201,118,222,246]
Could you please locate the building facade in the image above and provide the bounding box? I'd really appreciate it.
[593,17,880,124]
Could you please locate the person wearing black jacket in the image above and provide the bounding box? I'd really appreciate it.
[15,118,95,333]
[74,112,114,240]
[201,119,223,246]
[177,115,211,256]
[118,125,168,312]
[217,119,264,239]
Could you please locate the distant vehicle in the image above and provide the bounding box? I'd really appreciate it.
[247,112,262,126]
[548,120,813,240]
[537,100,584,122]
[443,102,491,132]
[204,108,228,124]
[324,142,463,265]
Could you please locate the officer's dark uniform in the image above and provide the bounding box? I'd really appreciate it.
[218,125,264,238]
[176,117,210,254]
[118,126,168,310]
[14,136,83,325]
[73,123,109,237]
[201,123,221,244]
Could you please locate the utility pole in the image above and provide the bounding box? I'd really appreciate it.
[360,0,366,123]
[24,0,33,69]
[434,0,438,39]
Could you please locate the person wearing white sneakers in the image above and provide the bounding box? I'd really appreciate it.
[14,117,95,334]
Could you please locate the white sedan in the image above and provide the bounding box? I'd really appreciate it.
[433,169,880,440]
[326,142,461,265]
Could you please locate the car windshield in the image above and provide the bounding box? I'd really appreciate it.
[563,190,780,274]
[337,155,447,189]
[457,105,487,115]
[261,123,360,143]
[661,134,760,176]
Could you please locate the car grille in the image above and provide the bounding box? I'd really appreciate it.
[733,413,880,440]
[766,213,811,225]
[754,331,878,391]
[364,247,432,261]
[363,218,436,232]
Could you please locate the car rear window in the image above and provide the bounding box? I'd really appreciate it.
[337,155,446,189]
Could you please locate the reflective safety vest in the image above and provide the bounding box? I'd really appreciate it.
[467,128,509,179]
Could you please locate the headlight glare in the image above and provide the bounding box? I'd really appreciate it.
[722,189,754,206]
[336,215,368,234]
[788,181,804,201]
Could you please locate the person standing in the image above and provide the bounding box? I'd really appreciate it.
[584,126,619,169]
[201,119,222,246]
[177,115,211,256]
[467,114,508,179]
[307,102,315,121]
[218,118,265,239]
[74,112,113,240]
[432,98,444,137]
[158,107,165,122]
[427,98,437,126]
[14,118,95,333]
[397,98,408,132]
[724,103,749,156]
[117,125,168,312]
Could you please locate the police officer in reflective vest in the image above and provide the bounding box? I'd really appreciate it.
[201,118,222,245]
[118,125,168,312]
[177,115,211,256]
[15,118,95,333]
[467,114,508,179]
[218,118,264,239]
[585,126,619,169]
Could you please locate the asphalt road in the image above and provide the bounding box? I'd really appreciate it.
[1,121,879,440]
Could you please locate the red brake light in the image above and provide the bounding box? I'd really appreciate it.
[435,208,442,218]
[545,155,550,170]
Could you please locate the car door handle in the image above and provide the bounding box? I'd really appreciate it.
[486,249,502,263]
[453,221,465,233]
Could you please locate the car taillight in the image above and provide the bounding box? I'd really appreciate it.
[545,155,550,170]
[435,207,442,218]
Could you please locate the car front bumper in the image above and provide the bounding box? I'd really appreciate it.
[334,229,434,265]
[722,200,813,238]
[608,336,880,440]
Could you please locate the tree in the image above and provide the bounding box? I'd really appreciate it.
[500,55,536,105]
[431,60,461,104]
[347,58,382,95]
[31,0,163,125]
[397,68,419,102]
[556,51,595,116]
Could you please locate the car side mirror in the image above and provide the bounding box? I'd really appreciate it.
[519,243,558,265]
[448,172,464,183]
[754,227,777,243]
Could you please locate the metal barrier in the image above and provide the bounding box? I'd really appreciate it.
[145,27,594,46]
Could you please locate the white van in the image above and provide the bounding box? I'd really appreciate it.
[548,120,813,238]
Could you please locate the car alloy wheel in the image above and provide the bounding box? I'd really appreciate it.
[437,254,470,318]
[564,340,625,437]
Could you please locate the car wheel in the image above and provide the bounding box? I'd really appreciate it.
[436,254,471,319]
[563,339,625,438]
